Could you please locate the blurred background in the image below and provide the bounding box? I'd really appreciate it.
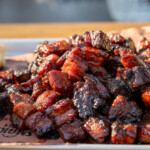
[0,0,150,23]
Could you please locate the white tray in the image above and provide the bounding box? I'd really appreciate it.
[0,38,149,150]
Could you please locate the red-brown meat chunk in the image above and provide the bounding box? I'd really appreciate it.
[62,48,88,81]
[138,112,150,143]
[58,119,85,142]
[13,102,36,120]
[31,82,50,100]
[38,54,59,78]
[10,93,34,106]
[10,113,26,130]
[25,112,55,137]
[73,74,110,119]
[109,33,125,45]
[111,121,137,144]
[84,31,113,51]
[35,90,59,112]
[109,95,142,123]
[48,70,72,92]
[38,40,70,56]
[46,98,77,126]
[141,86,150,108]
[84,117,109,143]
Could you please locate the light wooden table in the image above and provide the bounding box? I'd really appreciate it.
[0,22,150,38]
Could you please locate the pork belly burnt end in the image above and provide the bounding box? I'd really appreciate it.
[46,98,77,127]
[14,69,31,83]
[38,40,70,57]
[84,117,109,143]
[73,74,110,119]
[35,90,59,112]
[58,119,85,142]
[62,48,88,81]
[84,31,113,51]
[38,54,59,78]
[111,121,137,144]
[48,70,73,93]
[122,66,150,91]
[13,102,36,120]
[141,86,150,108]
[10,113,26,130]
[109,95,142,123]
[138,112,150,143]
[25,111,56,137]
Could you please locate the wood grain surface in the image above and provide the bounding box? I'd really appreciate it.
[0,22,150,38]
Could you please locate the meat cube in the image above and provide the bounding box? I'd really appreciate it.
[109,95,142,123]
[68,34,85,47]
[35,90,59,112]
[111,121,137,144]
[46,98,77,126]
[84,117,109,143]
[62,49,88,81]
[109,33,125,45]
[58,119,85,142]
[57,51,69,67]
[6,84,23,95]
[31,82,50,100]
[25,112,55,137]
[10,93,34,107]
[48,70,72,92]
[107,78,131,98]
[38,54,59,78]
[38,40,70,56]
[10,113,26,130]
[138,37,150,50]
[0,92,10,113]
[121,55,142,69]
[21,75,41,94]
[138,112,150,143]
[0,78,9,92]
[13,102,36,120]
[82,46,108,71]
[122,66,150,91]
[14,69,31,83]
[141,86,150,108]
[73,74,110,119]
[84,31,113,51]
[122,38,136,52]
[109,95,128,120]
[0,70,15,83]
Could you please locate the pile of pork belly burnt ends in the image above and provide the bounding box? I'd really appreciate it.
[1,30,150,144]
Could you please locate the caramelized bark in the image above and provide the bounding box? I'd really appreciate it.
[84,31,113,51]
[35,90,59,112]
[13,102,36,120]
[46,98,77,126]
[138,112,150,143]
[111,121,137,144]
[38,40,70,56]
[58,119,85,142]
[25,111,55,137]
[109,33,125,45]
[38,54,59,78]
[10,113,26,130]
[73,74,110,118]
[109,95,142,123]
[62,48,88,81]
[84,117,109,143]
[48,70,73,92]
